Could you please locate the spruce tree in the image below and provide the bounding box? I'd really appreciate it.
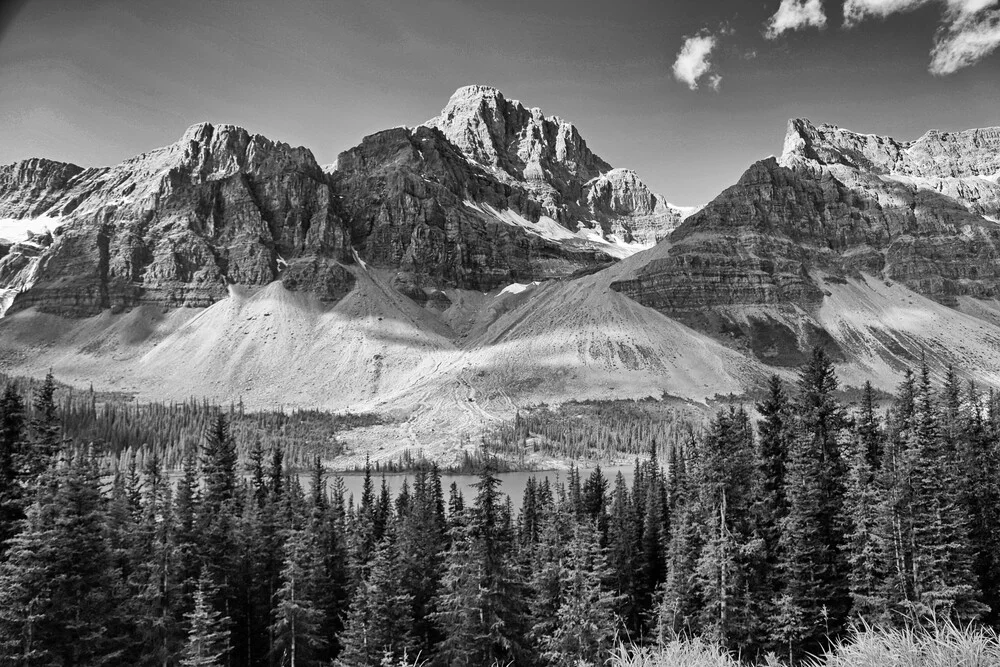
[0,453,125,665]
[754,376,792,607]
[338,530,414,666]
[691,407,760,653]
[397,468,446,656]
[908,364,983,621]
[843,404,888,623]
[182,568,231,667]
[772,347,849,659]
[24,372,60,481]
[655,443,701,642]
[0,383,25,556]
[607,472,641,633]
[271,529,327,667]
[961,381,1000,625]
[433,466,527,667]
[540,520,621,667]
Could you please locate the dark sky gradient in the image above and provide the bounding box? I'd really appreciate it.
[0,0,997,206]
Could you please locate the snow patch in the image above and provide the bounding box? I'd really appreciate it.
[352,248,368,270]
[0,216,63,243]
[496,282,540,297]
[465,201,651,259]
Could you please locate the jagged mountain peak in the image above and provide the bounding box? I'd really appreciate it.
[427,84,611,183]
[782,117,1000,179]
[423,85,686,242]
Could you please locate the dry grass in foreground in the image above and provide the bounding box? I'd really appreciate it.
[609,621,1000,667]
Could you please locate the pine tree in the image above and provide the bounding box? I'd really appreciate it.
[875,369,920,616]
[582,465,609,540]
[961,381,1000,625]
[691,407,760,653]
[198,414,243,664]
[397,468,446,656]
[138,451,182,665]
[772,347,849,659]
[754,375,792,608]
[0,453,125,665]
[338,529,414,666]
[539,520,621,667]
[24,372,60,481]
[636,462,667,624]
[528,486,569,654]
[271,529,327,667]
[607,472,641,632]
[182,568,231,667]
[202,414,238,509]
[433,466,527,667]
[908,364,983,621]
[0,383,26,556]
[655,442,701,642]
[843,401,888,623]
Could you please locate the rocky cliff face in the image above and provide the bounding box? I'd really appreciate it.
[612,119,1000,365]
[585,168,686,244]
[0,86,681,317]
[0,123,353,316]
[425,85,688,243]
[331,125,615,295]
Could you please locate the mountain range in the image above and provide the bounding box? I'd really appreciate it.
[2,85,999,463]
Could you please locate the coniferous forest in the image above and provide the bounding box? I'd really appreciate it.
[1,348,999,666]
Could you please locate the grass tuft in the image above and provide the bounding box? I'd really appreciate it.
[607,621,1000,667]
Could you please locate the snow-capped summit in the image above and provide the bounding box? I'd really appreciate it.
[425,85,689,243]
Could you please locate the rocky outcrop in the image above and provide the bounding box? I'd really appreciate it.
[585,168,686,244]
[0,123,351,316]
[783,119,1000,218]
[0,158,85,219]
[332,125,614,292]
[0,86,687,318]
[426,85,688,242]
[613,119,1000,365]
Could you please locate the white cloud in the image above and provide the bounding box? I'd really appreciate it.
[842,0,1000,73]
[764,0,828,38]
[842,0,928,27]
[930,6,1000,73]
[672,33,720,90]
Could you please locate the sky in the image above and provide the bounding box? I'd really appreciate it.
[0,0,998,207]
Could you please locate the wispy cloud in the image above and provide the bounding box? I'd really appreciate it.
[842,0,930,26]
[764,0,828,38]
[672,32,721,90]
[931,3,1000,73]
[843,0,1000,73]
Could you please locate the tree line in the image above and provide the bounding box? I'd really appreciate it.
[0,348,998,665]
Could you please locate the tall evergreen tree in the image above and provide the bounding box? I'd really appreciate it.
[0,453,125,665]
[656,441,701,642]
[773,347,850,659]
[539,520,621,667]
[433,466,527,667]
[271,529,327,667]
[0,383,26,556]
[182,568,231,667]
[24,372,60,482]
[691,408,760,653]
[843,402,888,623]
[907,364,982,620]
[338,530,414,666]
